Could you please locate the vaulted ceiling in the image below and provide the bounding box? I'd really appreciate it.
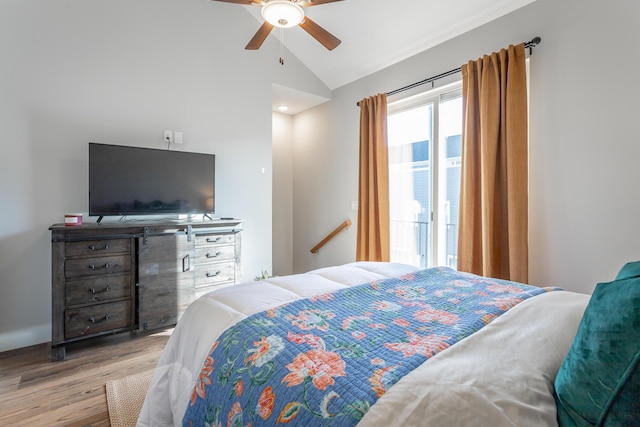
[212,0,538,113]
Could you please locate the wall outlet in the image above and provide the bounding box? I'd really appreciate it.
[164,130,174,144]
[174,131,183,144]
[351,201,358,211]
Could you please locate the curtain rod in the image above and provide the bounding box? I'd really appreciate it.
[357,36,541,106]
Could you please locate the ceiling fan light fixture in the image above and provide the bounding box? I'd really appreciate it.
[261,1,304,28]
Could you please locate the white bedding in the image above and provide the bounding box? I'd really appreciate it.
[137,262,589,427]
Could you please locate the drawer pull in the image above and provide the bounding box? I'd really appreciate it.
[206,251,222,259]
[89,286,111,294]
[89,263,110,270]
[206,237,222,243]
[206,271,221,278]
[88,244,110,251]
[89,314,111,324]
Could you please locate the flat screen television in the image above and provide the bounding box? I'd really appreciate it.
[89,143,215,219]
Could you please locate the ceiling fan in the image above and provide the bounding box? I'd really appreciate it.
[210,0,343,51]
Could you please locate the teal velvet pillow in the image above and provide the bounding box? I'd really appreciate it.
[615,260,640,280]
[554,264,640,426]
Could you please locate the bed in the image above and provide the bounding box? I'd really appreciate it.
[137,261,634,426]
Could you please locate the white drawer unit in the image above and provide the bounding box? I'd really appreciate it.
[194,230,241,297]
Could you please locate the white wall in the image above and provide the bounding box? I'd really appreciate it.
[272,111,293,276]
[0,0,329,352]
[291,0,640,295]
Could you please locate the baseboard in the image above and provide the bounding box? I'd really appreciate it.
[0,324,50,353]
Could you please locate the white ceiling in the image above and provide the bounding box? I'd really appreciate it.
[226,0,538,114]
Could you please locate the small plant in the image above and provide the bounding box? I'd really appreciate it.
[254,270,270,281]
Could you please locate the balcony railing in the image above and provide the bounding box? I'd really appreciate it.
[390,220,457,268]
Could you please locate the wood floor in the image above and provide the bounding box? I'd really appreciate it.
[0,328,172,426]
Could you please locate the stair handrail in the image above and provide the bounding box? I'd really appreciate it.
[310,219,352,254]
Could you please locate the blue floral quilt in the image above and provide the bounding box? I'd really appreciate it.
[183,267,558,426]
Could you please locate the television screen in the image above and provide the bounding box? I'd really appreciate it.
[89,143,215,217]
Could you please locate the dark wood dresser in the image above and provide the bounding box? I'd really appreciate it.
[50,220,242,361]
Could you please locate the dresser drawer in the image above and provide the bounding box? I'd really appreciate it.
[195,261,235,288]
[64,300,132,339]
[65,255,131,279]
[65,275,132,307]
[195,233,235,247]
[65,239,131,257]
[195,245,235,263]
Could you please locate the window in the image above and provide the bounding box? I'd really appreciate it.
[388,84,462,269]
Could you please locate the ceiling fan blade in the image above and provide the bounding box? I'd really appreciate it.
[209,0,260,5]
[299,17,341,50]
[304,0,344,6]
[245,22,274,50]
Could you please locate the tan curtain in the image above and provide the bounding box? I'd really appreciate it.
[356,93,390,261]
[457,43,528,283]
